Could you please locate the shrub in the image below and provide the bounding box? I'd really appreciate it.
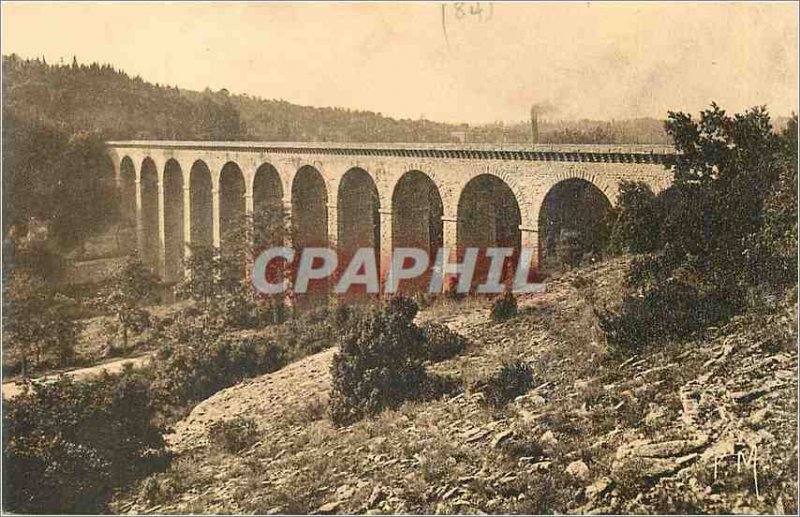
[490,291,518,322]
[138,475,177,506]
[2,369,167,513]
[150,334,285,411]
[150,303,226,348]
[420,322,468,362]
[207,417,259,454]
[216,288,288,330]
[598,255,732,356]
[277,304,360,360]
[477,360,534,407]
[598,107,797,355]
[328,303,426,426]
[4,435,112,514]
[422,372,464,400]
[385,294,419,322]
[254,297,290,326]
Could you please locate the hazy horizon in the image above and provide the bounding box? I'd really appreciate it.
[2,2,797,124]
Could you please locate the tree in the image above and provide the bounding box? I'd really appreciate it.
[752,115,798,290]
[609,181,660,254]
[177,243,251,330]
[102,255,158,350]
[2,112,119,261]
[3,271,81,375]
[177,208,290,330]
[600,105,797,353]
[663,103,789,297]
[177,244,219,316]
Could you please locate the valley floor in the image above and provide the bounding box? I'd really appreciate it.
[112,259,798,515]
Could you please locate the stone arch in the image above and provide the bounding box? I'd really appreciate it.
[537,177,612,267]
[291,165,328,249]
[163,159,184,282]
[391,170,443,292]
[337,167,381,265]
[291,165,330,302]
[189,160,214,248]
[449,169,533,228]
[533,167,617,213]
[457,174,522,285]
[139,157,160,273]
[219,161,246,248]
[253,163,285,247]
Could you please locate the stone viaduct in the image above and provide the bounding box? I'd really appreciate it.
[107,141,675,286]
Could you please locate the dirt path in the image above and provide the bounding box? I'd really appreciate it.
[2,353,153,399]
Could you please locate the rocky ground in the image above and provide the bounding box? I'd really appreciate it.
[112,259,797,515]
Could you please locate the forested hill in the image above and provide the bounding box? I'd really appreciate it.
[2,55,457,142]
[6,54,787,144]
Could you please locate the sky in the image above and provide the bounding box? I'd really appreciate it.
[2,1,797,124]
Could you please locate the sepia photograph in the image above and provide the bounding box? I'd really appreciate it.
[0,1,798,515]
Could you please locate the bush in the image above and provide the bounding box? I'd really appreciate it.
[2,369,167,513]
[277,304,360,360]
[150,334,285,411]
[490,291,518,322]
[4,436,112,514]
[477,360,534,407]
[598,256,731,356]
[599,108,797,353]
[254,297,290,326]
[328,301,427,426]
[422,372,464,400]
[385,294,419,322]
[216,288,288,330]
[420,322,468,362]
[207,417,259,454]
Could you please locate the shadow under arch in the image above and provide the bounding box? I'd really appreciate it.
[391,170,443,293]
[537,178,612,268]
[253,162,285,248]
[219,161,246,249]
[139,157,160,274]
[457,174,522,288]
[163,159,184,282]
[337,167,380,298]
[119,156,137,254]
[189,160,213,248]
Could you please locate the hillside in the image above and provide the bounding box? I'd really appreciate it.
[5,54,684,144]
[2,55,455,143]
[111,259,797,515]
